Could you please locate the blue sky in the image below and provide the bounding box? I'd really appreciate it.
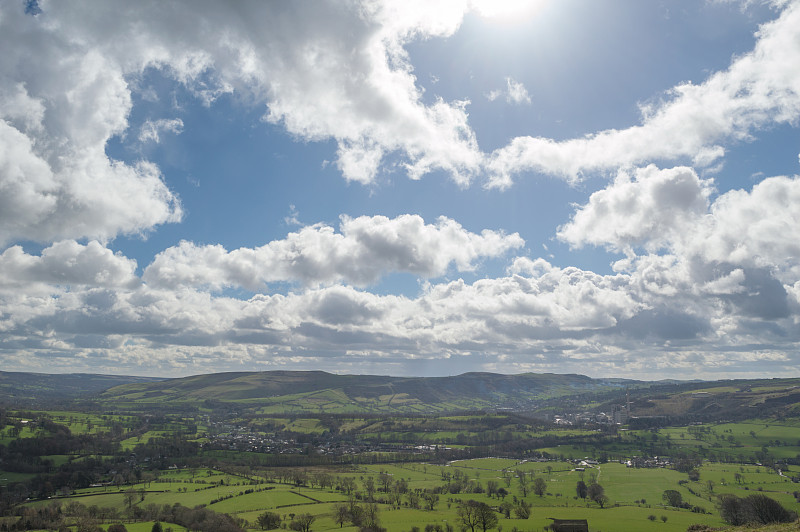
[1,0,799,379]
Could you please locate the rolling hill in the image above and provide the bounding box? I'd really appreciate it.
[0,370,164,405]
[4,368,799,419]
[97,370,635,413]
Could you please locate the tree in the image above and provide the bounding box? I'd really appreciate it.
[473,501,498,532]
[576,480,587,500]
[389,484,404,508]
[662,489,683,508]
[517,472,529,497]
[422,492,439,511]
[407,491,421,509]
[719,494,797,525]
[533,477,547,497]
[257,511,282,530]
[289,513,315,532]
[457,500,496,532]
[76,516,103,532]
[457,501,480,532]
[514,499,531,519]
[593,494,609,508]
[124,488,137,509]
[364,477,376,501]
[340,477,356,494]
[108,526,128,532]
[333,503,349,528]
[363,502,381,530]
[587,483,605,506]
[718,494,748,525]
[378,471,393,493]
[745,493,797,524]
[150,523,163,532]
[347,497,364,527]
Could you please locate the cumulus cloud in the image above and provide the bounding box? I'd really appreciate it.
[561,166,800,278]
[0,241,139,288]
[0,5,182,245]
[485,1,800,187]
[690,175,800,275]
[559,164,800,355]
[558,165,714,253]
[568,167,800,283]
[2,241,799,377]
[0,0,488,246]
[2,2,800,378]
[4,0,800,212]
[0,255,649,375]
[143,214,524,290]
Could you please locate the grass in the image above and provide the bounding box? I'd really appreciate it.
[8,404,800,531]
[19,459,800,532]
[0,470,36,484]
[447,457,520,470]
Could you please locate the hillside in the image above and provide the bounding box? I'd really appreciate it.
[620,378,800,422]
[0,370,163,405]
[98,370,635,413]
[5,369,800,419]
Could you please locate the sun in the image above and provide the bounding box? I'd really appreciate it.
[469,0,549,21]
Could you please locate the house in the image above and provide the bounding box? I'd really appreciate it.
[548,518,589,532]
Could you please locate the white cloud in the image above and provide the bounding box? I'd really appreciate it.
[0,256,647,375]
[558,165,714,253]
[5,0,799,210]
[690,175,800,275]
[0,0,488,247]
[560,164,800,338]
[143,214,525,290]
[0,4,182,245]
[2,2,800,378]
[589,169,800,278]
[486,77,532,105]
[485,1,800,187]
[505,77,531,105]
[138,118,184,144]
[562,164,800,282]
[0,241,139,288]
[284,204,301,226]
[2,240,800,377]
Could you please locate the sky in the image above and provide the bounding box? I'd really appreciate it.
[1,0,799,380]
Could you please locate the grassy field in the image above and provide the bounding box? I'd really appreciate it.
[7,405,800,531]
[22,456,799,531]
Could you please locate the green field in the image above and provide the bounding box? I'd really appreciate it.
[5,382,800,532]
[19,456,800,531]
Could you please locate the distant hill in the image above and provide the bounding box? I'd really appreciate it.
[5,368,799,419]
[98,370,636,413]
[621,377,800,422]
[0,371,164,405]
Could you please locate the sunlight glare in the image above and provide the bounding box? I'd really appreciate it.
[470,0,548,21]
